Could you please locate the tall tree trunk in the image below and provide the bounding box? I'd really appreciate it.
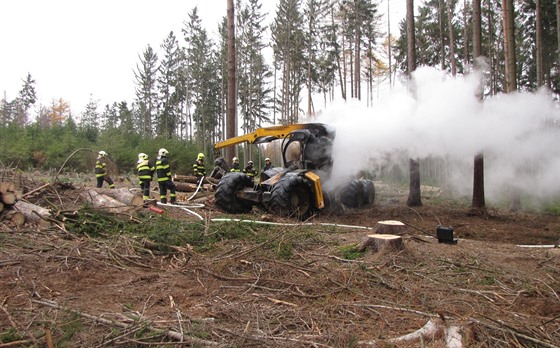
[536,0,543,87]
[447,0,457,76]
[226,0,236,163]
[388,0,393,88]
[502,0,516,93]
[438,0,446,71]
[557,0,560,69]
[406,0,416,75]
[407,159,423,207]
[471,0,486,211]
[463,0,469,70]
[503,0,521,211]
[406,0,422,207]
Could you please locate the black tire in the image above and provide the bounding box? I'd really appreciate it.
[270,176,313,220]
[215,172,254,214]
[338,179,376,208]
[362,179,376,206]
[338,179,365,208]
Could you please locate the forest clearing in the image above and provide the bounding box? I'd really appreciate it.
[0,168,559,347]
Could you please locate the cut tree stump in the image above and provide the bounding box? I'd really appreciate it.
[1,191,17,205]
[359,234,404,253]
[5,210,26,226]
[373,220,407,235]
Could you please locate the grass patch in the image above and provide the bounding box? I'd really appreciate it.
[338,244,362,260]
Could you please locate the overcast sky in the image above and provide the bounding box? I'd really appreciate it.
[0,0,406,116]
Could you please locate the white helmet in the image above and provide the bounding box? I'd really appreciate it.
[98,150,107,157]
[248,160,254,166]
[158,148,169,157]
[265,158,270,162]
[233,157,239,163]
[138,153,148,160]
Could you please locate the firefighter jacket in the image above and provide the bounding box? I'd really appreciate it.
[156,156,172,182]
[193,159,206,177]
[95,157,107,177]
[230,162,241,172]
[137,159,154,182]
[244,165,257,177]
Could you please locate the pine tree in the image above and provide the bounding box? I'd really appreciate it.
[157,31,182,138]
[237,0,273,137]
[271,0,306,124]
[134,45,159,137]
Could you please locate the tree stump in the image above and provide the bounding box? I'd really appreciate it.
[373,220,407,235]
[359,234,404,253]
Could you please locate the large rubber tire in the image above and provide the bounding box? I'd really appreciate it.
[338,179,376,208]
[215,172,254,214]
[363,179,376,206]
[270,176,313,220]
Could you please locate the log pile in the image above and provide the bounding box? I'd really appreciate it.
[1,181,52,226]
[173,175,217,192]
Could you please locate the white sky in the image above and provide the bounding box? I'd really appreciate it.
[0,0,406,115]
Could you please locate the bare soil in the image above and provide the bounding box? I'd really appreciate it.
[1,176,559,347]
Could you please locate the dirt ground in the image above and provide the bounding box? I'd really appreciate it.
[1,176,559,347]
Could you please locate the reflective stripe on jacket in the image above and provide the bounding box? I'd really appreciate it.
[193,160,206,176]
[95,157,106,177]
[156,156,172,182]
[137,160,154,181]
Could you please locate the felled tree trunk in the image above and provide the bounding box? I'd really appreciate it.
[173,175,200,183]
[175,182,199,192]
[14,200,51,226]
[80,189,136,214]
[359,234,404,253]
[94,188,143,206]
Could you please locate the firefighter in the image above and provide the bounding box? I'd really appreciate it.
[193,152,206,183]
[230,157,241,172]
[137,153,154,202]
[95,150,115,189]
[263,157,273,171]
[156,148,176,204]
[244,160,257,178]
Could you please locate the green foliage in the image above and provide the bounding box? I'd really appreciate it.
[0,328,22,344]
[338,244,363,260]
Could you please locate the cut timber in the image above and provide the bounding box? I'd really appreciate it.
[373,220,407,235]
[94,188,143,206]
[5,210,25,226]
[175,182,200,192]
[1,191,17,205]
[80,189,136,214]
[14,200,51,226]
[359,234,404,253]
[173,175,200,184]
[0,181,15,194]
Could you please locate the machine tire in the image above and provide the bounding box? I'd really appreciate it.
[363,179,376,206]
[338,179,365,208]
[270,176,313,220]
[215,172,254,214]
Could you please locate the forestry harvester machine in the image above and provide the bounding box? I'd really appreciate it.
[211,123,375,219]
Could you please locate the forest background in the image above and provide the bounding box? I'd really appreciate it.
[0,0,559,211]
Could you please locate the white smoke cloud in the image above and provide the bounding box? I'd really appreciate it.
[317,67,560,203]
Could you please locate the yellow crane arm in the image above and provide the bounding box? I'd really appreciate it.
[214,124,308,149]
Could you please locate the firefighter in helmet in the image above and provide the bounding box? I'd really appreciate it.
[193,152,206,183]
[230,157,241,172]
[95,150,115,189]
[243,160,257,178]
[156,148,176,204]
[137,153,154,202]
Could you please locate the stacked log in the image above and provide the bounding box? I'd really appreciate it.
[1,181,51,226]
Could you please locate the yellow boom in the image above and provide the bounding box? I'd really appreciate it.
[214,124,309,149]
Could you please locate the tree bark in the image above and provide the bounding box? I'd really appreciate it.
[359,234,404,253]
[79,189,136,214]
[14,200,51,226]
[536,0,543,87]
[226,0,236,163]
[94,188,143,206]
[407,158,423,207]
